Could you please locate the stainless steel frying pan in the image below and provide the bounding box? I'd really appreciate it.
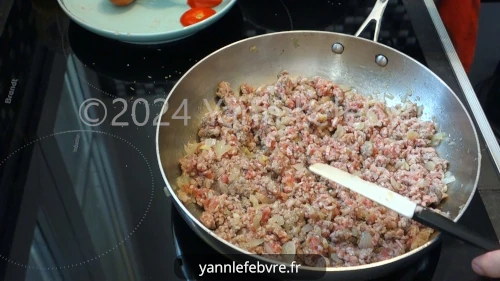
[156,0,481,279]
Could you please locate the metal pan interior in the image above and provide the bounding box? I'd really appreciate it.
[156,31,481,274]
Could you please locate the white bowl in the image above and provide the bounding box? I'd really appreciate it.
[57,0,237,45]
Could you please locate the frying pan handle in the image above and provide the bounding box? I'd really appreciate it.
[354,0,389,42]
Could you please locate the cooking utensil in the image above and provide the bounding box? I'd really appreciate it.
[309,163,499,252]
[156,0,484,279]
[57,0,237,44]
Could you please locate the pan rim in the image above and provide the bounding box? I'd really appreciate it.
[155,30,481,272]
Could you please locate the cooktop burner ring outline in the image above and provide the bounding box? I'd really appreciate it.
[0,130,155,270]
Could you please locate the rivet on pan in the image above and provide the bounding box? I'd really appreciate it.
[375,54,388,67]
[332,43,344,54]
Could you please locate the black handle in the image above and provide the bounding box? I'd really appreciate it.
[412,208,500,252]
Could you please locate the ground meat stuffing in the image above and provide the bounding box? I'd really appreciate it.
[176,72,451,267]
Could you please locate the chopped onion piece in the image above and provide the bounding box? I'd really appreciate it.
[176,175,192,189]
[200,138,216,149]
[390,107,400,116]
[249,195,259,207]
[367,110,379,125]
[266,85,275,95]
[255,193,272,204]
[232,212,240,221]
[442,182,448,192]
[177,190,190,203]
[270,215,285,226]
[330,253,342,263]
[281,241,296,256]
[404,161,410,171]
[360,141,373,157]
[280,116,291,125]
[416,178,428,188]
[228,167,240,181]
[276,118,284,129]
[320,96,331,103]
[219,184,228,194]
[268,105,285,117]
[339,84,352,91]
[259,155,268,165]
[406,130,419,140]
[395,159,410,171]
[204,179,212,188]
[333,125,345,139]
[247,239,265,248]
[301,224,313,234]
[411,228,433,250]
[293,163,307,173]
[443,171,456,184]
[253,105,265,113]
[318,211,327,220]
[431,132,446,147]
[214,140,231,159]
[358,231,373,249]
[199,150,209,158]
[234,106,242,116]
[184,142,199,156]
[256,204,271,210]
[390,178,402,190]
[263,242,274,254]
[253,211,262,228]
[243,147,254,158]
[313,225,322,235]
[326,211,333,221]
[353,122,365,130]
[425,161,436,171]
[304,204,315,216]
[385,93,394,100]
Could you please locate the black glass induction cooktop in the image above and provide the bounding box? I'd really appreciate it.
[0,0,499,281]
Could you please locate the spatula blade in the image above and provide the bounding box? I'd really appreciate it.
[308,163,417,218]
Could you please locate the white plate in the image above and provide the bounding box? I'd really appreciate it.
[57,0,237,44]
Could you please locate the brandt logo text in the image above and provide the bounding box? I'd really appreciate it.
[5,78,18,104]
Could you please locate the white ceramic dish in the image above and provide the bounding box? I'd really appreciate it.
[57,0,237,44]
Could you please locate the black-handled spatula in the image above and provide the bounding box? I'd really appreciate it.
[308,163,500,251]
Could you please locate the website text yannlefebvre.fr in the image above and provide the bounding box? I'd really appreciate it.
[198,260,301,276]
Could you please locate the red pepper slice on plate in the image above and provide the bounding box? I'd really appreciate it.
[187,0,222,8]
[180,7,216,27]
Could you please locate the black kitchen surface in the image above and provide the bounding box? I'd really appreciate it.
[0,0,499,281]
